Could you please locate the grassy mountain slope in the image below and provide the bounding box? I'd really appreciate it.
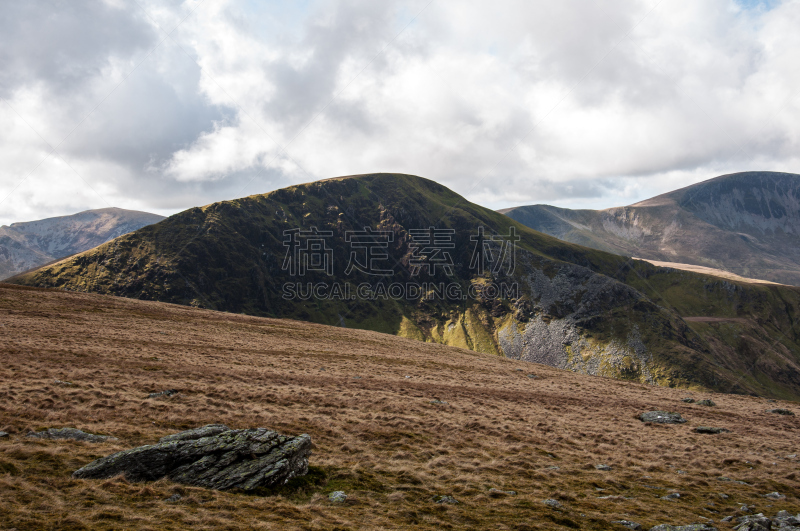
[500,171,800,285]
[1,283,798,530]
[0,207,164,280]
[9,173,800,398]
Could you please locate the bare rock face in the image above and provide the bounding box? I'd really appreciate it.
[72,424,312,491]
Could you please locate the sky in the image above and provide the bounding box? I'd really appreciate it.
[1,0,799,226]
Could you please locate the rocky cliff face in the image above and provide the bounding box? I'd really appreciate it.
[501,171,800,285]
[0,207,164,279]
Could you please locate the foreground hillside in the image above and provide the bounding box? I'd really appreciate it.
[9,173,800,399]
[0,284,798,530]
[0,207,164,280]
[501,172,800,285]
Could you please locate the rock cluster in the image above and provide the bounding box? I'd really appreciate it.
[72,424,312,491]
[733,511,800,530]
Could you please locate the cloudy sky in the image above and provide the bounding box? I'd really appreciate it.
[1,0,798,225]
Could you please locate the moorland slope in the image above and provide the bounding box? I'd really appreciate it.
[0,284,798,530]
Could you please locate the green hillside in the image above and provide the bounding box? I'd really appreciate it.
[9,173,800,399]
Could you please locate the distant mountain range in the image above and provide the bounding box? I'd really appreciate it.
[0,208,164,280]
[500,171,800,285]
[8,173,800,399]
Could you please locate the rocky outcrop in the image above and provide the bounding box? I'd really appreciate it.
[72,424,312,490]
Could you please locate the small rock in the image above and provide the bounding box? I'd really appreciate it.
[718,494,729,500]
[697,399,716,407]
[429,399,448,405]
[148,389,178,399]
[639,411,687,424]
[488,488,517,497]
[721,516,733,522]
[763,492,785,500]
[543,498,563,509]
[649,524,718,530]
[695,427,730,434]
[596,464,612,471]
[27,428,117,443]
[767,408,794,416]
[612,520,643,530]
[0,432,9,438]
[661,492,681,500]
[787,454,797,459]
[527,374,537,379]
[433,495,458,504]
[328,491,347,503]
[53,379,73,386]
[682,398,696,403]
[767,399,776,403]
[165,493,182,502]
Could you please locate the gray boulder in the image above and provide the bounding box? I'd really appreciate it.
[27,428,118,443]
[72,424,312,491]
[734,514,772,531]
[639,411,687,424]
[328,491,347,503]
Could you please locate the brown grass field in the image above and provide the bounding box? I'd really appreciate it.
[0,283,798,530]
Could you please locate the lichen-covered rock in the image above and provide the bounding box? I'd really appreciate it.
[328,491,347,503]
[696,399,716,407]
[734,514,771,531]
[72,424,312,491]
[767,408,794,416]
[639,411,687,424]
[543,498,563,509]
[27,428,117,443]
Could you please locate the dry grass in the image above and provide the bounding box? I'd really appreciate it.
[0,283,798,530]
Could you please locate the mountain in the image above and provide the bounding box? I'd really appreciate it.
[7,173,800,399]
[500,171,800,285]
[0,207,164,280]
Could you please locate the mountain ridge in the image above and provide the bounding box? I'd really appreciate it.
[8,173,800,399]
[0,207,164,280]
[501,171,800,285]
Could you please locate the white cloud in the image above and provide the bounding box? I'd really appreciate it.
[1,0,799,226]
